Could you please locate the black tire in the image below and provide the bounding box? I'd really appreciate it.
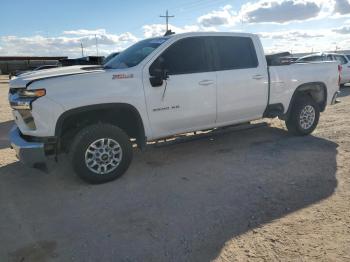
[69,123,133,184]
[286,96,320,136]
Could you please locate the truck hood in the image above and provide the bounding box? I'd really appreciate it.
[9,65,104,89]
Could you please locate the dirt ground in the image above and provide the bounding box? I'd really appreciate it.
[0,74,349,262]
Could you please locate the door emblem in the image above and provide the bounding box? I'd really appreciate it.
[153,105,180,112]
[112,73,134,80]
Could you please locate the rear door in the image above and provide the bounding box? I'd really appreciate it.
[210,36,268,124]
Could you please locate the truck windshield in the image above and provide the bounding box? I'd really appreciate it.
[104,37,169,69]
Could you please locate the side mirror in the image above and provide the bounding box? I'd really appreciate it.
[149,57,168,87]
[150,69,168,87]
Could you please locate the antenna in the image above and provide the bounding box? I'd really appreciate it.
[160,10,175,33]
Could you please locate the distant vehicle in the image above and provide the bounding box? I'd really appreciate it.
[33,65,59,71]
[9,32,340,184]
[9,70,27,79]
[296,53,350,84]
[265,52,298,65]
[296,53,330,63]
[103,52,120,65]
[9,64,59,79]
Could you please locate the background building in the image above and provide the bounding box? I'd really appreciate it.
[0,56,67,74]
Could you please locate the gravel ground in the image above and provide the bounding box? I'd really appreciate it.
[0,74,349,262]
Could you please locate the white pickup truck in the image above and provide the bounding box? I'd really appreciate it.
[9,32,340,184]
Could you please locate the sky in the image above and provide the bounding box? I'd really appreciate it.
[0,0,350,57]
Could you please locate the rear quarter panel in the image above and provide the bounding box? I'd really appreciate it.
[269,61,339,113]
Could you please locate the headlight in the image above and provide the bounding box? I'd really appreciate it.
[9,88,46,110]
[18,89,46,98]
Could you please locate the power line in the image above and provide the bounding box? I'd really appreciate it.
[172,0,229,14]
[122,0,228,34]
[170,0,219,13]
[160,10,175,32]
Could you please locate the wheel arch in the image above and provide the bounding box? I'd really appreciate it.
[284,81,327,119]
[55,103,146,150]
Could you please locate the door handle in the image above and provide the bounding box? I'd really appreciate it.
[252,74,264,80]
[199,80,214,86]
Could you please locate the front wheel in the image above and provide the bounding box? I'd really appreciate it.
[69,124,133,184]
[285,96,320,136]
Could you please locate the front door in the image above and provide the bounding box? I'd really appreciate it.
[142,37,217,140]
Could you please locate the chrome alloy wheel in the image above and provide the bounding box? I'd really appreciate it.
[84,138,122,175]
[299,105,316,130]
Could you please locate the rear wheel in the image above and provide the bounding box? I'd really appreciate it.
[286,96,320,136]
[69,124,133,184]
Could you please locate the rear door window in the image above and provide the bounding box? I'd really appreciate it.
[305,56,323,62]
[334,55,347,65]
[209,36,258,71]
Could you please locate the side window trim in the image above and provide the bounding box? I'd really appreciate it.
[205,37,220,72]
[203,37,217,72]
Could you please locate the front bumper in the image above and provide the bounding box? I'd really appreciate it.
[9,125,46,166]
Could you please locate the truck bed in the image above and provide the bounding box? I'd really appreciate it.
[269,61,339,113]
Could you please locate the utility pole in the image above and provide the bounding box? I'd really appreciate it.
[160,10,174,32]
[95,34,99,57]
[80,41,84,57]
